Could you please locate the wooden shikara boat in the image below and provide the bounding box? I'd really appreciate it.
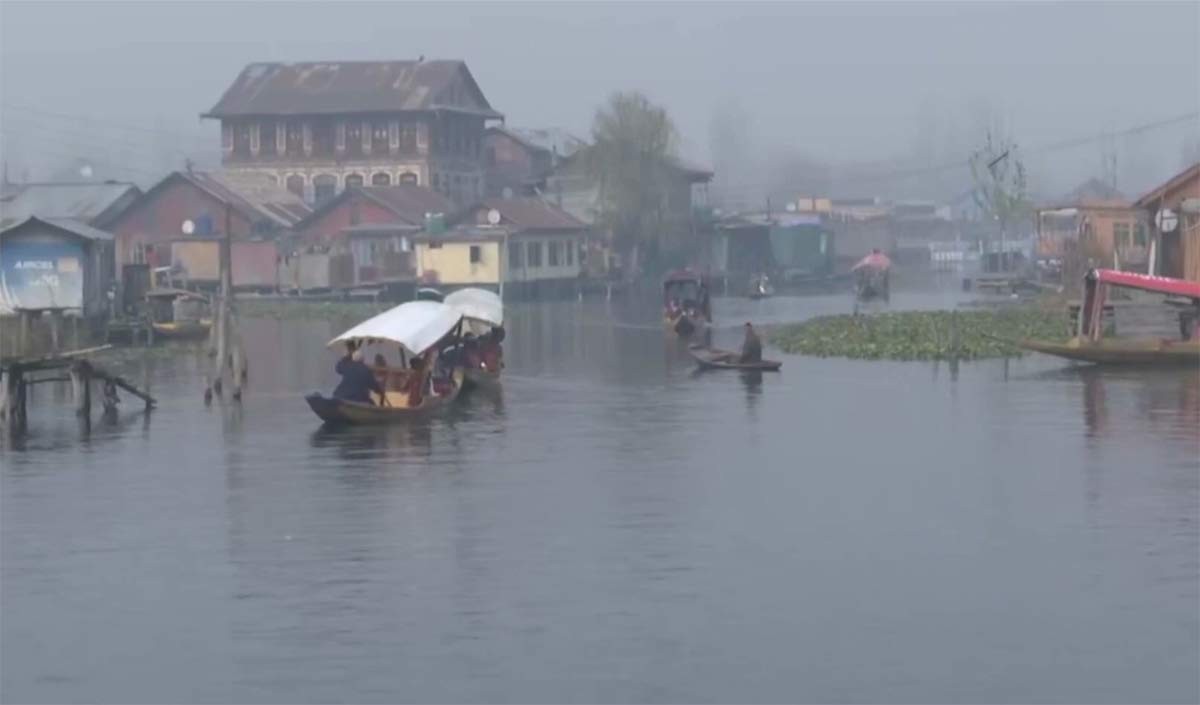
[146,288,212,341]
[663,270,712,337]
[689,345,782,371]
[307,300,468,425]
[444,287,504,389]
[305,368,465,424]
[1019,269,1200,365]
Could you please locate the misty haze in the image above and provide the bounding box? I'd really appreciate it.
[1,2,1198,704]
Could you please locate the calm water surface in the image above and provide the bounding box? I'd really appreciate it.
[2,290,1198,703]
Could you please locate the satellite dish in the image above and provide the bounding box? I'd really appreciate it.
[486,208,502,226]
[181,219,196,235]
[79,164,93,179]
[1156,208,1178,233]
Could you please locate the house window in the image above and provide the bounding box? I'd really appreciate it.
[508,241,523,270]
[286,174,305,198]
[286,121,304,154]
[399,172,418,186]
[312,119,335,157]
[313,174,337,205]
[345,173,364,189]
[372,172,391,186]
[428,241,442,249]
[400,123,417,154]
[526,241,542,267]
[1134,222,1148,246]
[260,122,277,156]
[372,122,390,153]
[346,122,363,157]
[548,241,561,266]
[566,240,574,266]
[1114,222,1132,248]
[233,122,252,157]
[470,245,482,264]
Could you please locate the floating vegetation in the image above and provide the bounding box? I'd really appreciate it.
[770,307,1068,361]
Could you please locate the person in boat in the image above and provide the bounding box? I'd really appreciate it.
[334,342,384,405]
[852,248,892,272]
[740,322,763,363]
[405,355,427,407]
[373,353,388,369]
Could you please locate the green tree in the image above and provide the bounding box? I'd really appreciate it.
[969,129,1029,243]
[585,91,678,273]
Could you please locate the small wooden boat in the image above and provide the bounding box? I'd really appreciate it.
[151,319,212,340]
[305,368,465,424]
[663,270,712,336]
[688,345,782,371]
[1019,268,1200,365]
[308,300,468,425]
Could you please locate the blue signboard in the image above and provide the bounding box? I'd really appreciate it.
[0,239,85,310]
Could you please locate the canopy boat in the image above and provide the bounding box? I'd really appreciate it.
[146,288,212,340]
[444,287,505,388]
[305,301,466,424]
[688,344,782,371]
[1019,268,1200,365]
[663,270,712,336]
[748,273,775,300]
[415,286,445,302]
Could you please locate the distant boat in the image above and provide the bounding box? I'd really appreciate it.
[688,344,782,371]
[663,270,712,337]
[748,274,774,300]
[1019,268,1200,365]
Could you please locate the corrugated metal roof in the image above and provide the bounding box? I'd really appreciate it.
[0,181,140,229]
[204,61,502,119]
[471,198,587,231]
[496,127,588,157]
[0,215,113,241]
[177,171,312,227]
[359,185,457,225]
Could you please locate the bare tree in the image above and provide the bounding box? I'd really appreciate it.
[969,129,1029,246]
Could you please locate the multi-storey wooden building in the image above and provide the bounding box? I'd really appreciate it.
[202,60,503,207]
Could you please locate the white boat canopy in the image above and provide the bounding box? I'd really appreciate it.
[327,301,463,355]
[444,287,503,328]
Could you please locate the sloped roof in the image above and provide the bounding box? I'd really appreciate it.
[491,126,588,157]
[132,171,312,228]
[0,215,113,241]
[0,181,141,229]
[470,198,587,231]
[296,184,455,230]
[204,60,502,119]
[1135,162,1200,208]
[1061,178,1128,207]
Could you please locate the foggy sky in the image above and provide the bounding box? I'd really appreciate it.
[2,1,1197,200]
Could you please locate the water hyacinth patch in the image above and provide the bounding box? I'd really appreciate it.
[770,307,1068,361]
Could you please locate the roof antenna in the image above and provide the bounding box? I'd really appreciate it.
[185,158,194,175]
[417,55,425,63]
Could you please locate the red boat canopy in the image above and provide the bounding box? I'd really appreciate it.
[1089,269,1200,299]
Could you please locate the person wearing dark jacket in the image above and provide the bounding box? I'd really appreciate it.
[740,322,763,363]
[333,343,384,404]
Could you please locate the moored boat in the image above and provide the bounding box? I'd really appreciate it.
[663,270,712,336]
[1019,268,1200,365]
[146,288,212,341]
[305,300,468,424]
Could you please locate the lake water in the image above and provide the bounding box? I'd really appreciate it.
[2,290,1198,703]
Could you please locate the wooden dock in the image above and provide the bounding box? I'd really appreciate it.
[0,345,156,437]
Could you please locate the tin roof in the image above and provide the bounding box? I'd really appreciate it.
[204,61,502,119]
[0,181,141,229]
[359,185,457,225]
[491,126,588,157]
[0,215,114,241]
[134,171,312,228]
[467,198,587,232]
[1134,162,1200,208]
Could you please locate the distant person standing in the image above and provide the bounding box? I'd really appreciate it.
[740,322,763,363]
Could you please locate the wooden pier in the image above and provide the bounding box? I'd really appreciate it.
[0,345,156,437]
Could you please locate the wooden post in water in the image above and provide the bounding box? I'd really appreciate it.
[70,360,92,419]
[206,204,246,401]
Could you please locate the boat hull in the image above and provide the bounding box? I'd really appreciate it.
[1020,337,1200,365]
[689,345,782,371]
[152,319,212,340]
[305,369,465,424]
[463,366,501,389]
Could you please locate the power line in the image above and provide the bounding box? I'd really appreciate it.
[0,102,214,147]
[0,117,210,160]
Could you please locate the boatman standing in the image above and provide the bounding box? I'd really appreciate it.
[740,322,763,363]
[333,342,384,405]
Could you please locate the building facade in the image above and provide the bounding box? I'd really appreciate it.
[1135,162,1200,281]
[203,61,503,207]
[0,216,114,317]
